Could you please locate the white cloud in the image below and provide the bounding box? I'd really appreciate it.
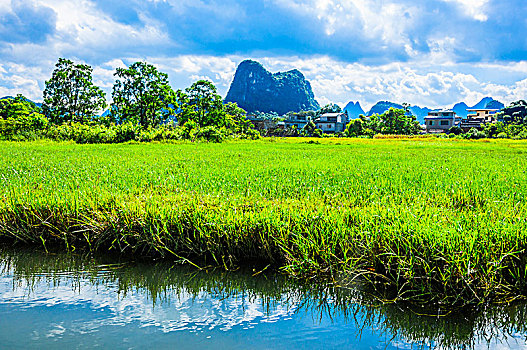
[441,0,489,21]
[0,0,525,110]
[36,0,169,48]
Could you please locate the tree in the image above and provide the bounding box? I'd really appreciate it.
[302,120,316,136]
[43,58,106,124]
[224,102,250,132]
[318,103,342,115]
[0,95,48,137]
[380,108,420,135]
[498,100,527,125]
[111,62,177,128]
[0,95,42,120]
[344,118,364,137]
[177,80,226,127]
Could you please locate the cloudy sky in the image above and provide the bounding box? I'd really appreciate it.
[0,0,526,110]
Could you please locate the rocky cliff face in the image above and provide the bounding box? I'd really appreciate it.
[224,60,320,115]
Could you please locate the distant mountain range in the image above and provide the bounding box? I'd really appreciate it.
[341,101,431,123]
[344,97,505,124]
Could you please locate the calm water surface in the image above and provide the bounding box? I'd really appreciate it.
[0,247,526,349]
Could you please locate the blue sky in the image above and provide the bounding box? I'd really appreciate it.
[0,0,526,110]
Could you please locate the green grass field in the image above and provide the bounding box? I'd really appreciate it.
[1,138,527,305]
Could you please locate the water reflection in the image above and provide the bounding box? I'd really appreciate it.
[0,247,526,349]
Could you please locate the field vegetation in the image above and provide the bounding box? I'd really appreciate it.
[1,138,527,306]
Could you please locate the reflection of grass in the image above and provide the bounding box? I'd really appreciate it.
[0,138,527,306]
[2,247,527,350]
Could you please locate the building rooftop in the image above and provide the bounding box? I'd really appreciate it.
[320,113,346,117]
[429,109,456,113]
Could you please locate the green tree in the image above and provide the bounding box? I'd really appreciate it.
[177,80,226,127]
[344,118,363,137]
[111,62,177,128]
[498,100,527,125]
[318,103,342,115]
[482,122,505,138]
[224,102,250,132]
[0,95,42,119]
[43,58,106,124]
[301,119,316,136]
[361,108,420,136]
[0,95,48,138]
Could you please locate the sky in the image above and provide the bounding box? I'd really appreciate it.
[0,0,526,111]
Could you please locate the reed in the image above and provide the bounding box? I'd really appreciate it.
[1,138,526,305]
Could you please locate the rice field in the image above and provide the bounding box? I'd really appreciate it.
[1,137,527,305]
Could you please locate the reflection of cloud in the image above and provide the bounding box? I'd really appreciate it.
[2,261,527,349]
[0,272,299,336]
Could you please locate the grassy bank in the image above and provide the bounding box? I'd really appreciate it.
[1,138,527,305]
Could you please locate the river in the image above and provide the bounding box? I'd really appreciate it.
[0,247,526,349]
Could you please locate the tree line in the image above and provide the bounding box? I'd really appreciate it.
[0,58,258,143]
[2,57,527,142]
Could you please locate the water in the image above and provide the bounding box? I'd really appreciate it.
[0,248,526,349]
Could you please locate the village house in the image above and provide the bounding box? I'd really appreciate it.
[315,113,348,133]
[459,109,499,132]
[425,109,460,133]
[284,113,310,130]
[246,113,282,132]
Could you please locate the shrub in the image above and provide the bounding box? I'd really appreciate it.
[463,128,486,140]
[313,128,324,138]
[196,126,225,143]
[245,128,260,140]
[448,126,462,135]
[0,112,49,140]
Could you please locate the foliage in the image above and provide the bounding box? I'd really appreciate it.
[43,58,106,124]
[286,110,316,120]
[481,121,527,139]
[176,80,226,128]
[498,100,527,125]
[448,126,463,135]
[344,118,363,137]
[243,128,260,140]
[0,94,42,119]
[301,120,316,136]
[196,126,226,143]
[0,95,48,139]
[312,128,323,137]
[111,62,177,128]
[224,102,251,133]
[345,108,420,137]
[43,122,140,143]
[318,103,342,115]
[462,127,486,139]
[249,111,281,121]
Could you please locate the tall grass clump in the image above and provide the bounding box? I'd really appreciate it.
[0,138,527,306]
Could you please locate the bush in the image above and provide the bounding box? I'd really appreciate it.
[448,126,462,135]
[196,126,225,143]
[497,132,508,139]
[245,128,260,140]
[463,128,486,140]
[313,128,324,138]
[0,112,49,140]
